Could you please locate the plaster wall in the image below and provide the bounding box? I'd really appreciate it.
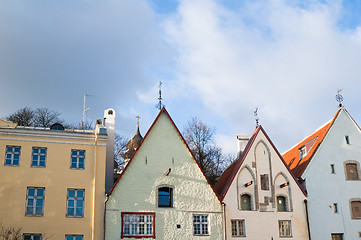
[0,128,107,239]
[105,112,223,239]
[223,130,308,240]
[304,109,361,240]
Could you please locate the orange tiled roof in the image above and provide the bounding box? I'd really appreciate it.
[282,108,341,179]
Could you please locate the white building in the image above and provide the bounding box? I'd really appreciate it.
[105,108,223,239]
[283,107,361,240]
[215,125,309,240]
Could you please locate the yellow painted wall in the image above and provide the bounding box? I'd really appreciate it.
[0,127,107,239]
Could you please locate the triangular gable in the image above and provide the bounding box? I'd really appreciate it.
[282,108,342,179]
[109,107,220,201]
[214,125,306,201]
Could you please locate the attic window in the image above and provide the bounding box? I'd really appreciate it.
[50,123,64,131]
[345,136,350,145]
[299,146,307,159]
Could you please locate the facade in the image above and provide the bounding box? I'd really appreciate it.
[282,107,361,240]
[215,125,309,240]
[105,108,223,239]
[0,112,112,240]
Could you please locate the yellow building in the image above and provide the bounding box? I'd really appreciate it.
[0,111,113,240]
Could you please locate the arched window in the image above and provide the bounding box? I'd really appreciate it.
[277,196,287,212]
[351,200,361,219]
[345,163,359,180]
[158,186,173,207]
[240,194,252,210]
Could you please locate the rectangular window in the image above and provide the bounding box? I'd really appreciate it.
[331,233,344,240]
[260,174,269,190]
[351,201,361,219]
[4,146,21,166]
[31,147,47,167]
[193,215,209,236]
[65,235,83,240]
[331,164,335,174]
[71,150,85,169]
[26,187,45,216]
[279,220,292,237]
[345,163,359,180]
[23,234,42,240]
[231,219,245,237]
[67,189,84,217]
[345,136,350,144]
[333,203,338,213]
[121,213,155,238]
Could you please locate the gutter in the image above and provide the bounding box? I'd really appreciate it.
[103,193,109,240]
[304,199,311,240]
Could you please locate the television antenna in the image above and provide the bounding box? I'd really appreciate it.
[81,94,93,129]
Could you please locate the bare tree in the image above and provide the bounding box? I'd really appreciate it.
[6,107,34,126]
[0,222,22,240]
[183,117,235,185]
[114,134,130,170]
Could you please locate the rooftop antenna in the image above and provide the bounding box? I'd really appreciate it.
[254,107,259,128]
[156,81,163,111]
[81,94,92,130]
[336,89,343,108]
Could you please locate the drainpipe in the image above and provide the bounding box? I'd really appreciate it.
[304,199,311,240]
[92,132,98,240]
[103,193,109,240]
[222,202,227,240]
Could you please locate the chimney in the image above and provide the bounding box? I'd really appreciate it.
[104,108,116,194]
[237,134,249,157]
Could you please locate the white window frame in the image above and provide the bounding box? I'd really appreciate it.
[31,147,47,167]
[66,189,84,217]
[278,220,292,237]
[122,213,154,238]
[231,219,245,237]
[193,214,209,236]
[4,145,21,166]
[70,150,85,169]
[25,187,45,216]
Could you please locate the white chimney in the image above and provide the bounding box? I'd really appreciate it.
[104,108,116,194]
[237,134,249,157]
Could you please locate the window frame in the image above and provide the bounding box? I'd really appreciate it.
[121,212,155,238]
[240,193,252,211]
[23,233,42,240]
[31,147,47,168]
[344,161,360,181]
[231,219,246,237]
[70,150,85,169]
[66,189,85,218]
[157,186,174,208]
[193,214,209,236]
[331,233,344,240]
[4,145,21,166]
[277,195,288,212]
[278,220,292,237]
[65,235,83,240]
[350,199,361,219]
[25,187,45,216]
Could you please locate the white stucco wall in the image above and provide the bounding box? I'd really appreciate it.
[303,109,361,240]
[105,111,223,239]
[223,129,308,240]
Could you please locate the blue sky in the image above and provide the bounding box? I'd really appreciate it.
[1,0,361,155]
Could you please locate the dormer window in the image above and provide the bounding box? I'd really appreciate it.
[299,146,307,159]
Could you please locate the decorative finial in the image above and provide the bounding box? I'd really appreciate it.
[156,81,163,111]
[136,115,140,127]
[254,107,259,128]
[336,89,343,107]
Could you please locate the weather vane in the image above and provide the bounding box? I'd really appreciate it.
[156,81,163,111]
[136,115,140,127]
[336,89,343,107]
[254,107,259,128]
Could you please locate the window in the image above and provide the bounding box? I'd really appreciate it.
[71,150,85,169]
[260,174,269,190]
[240,194,252,210]
[331,164,335,174]
[277,196,287,212]
[299,146,307,159]
[65,235,83,240]
[121,213,155,238]
[278,220,292,237]
[345,163,359,180]
[67,189,84,217]
[331,233,344,240]
[23,234,42,240]
[26,187,45,216]
[193,215,209,236]
[4,146,21,166]
[345,136,350,144]
[31,147,47,167]
[333,203,339,213]
[351,201,361,219]
[158,187,173,207]
[231,219,245,237]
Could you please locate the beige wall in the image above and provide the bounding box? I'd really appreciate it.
[0,127,107,239]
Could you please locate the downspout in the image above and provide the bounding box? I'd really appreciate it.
[222,202,227,240]
[103,193,109,240]
[304,199,311,240]
[92,132,98,240]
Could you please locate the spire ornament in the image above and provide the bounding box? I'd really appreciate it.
[336,89,343,107]
[254,107,259,128]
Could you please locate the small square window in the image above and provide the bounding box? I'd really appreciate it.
[23,234,42,240]
[345,136,350,145]
[32,147,47,167]
[70,150,85,169]
[4,146,21,166]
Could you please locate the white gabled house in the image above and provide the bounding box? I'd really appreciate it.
[283,107,361,240]
[215,125,309,240]
[105,108,223,239]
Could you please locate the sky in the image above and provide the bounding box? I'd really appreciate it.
[1,0,361,156]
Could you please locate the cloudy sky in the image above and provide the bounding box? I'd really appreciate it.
[1,0,361,155]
